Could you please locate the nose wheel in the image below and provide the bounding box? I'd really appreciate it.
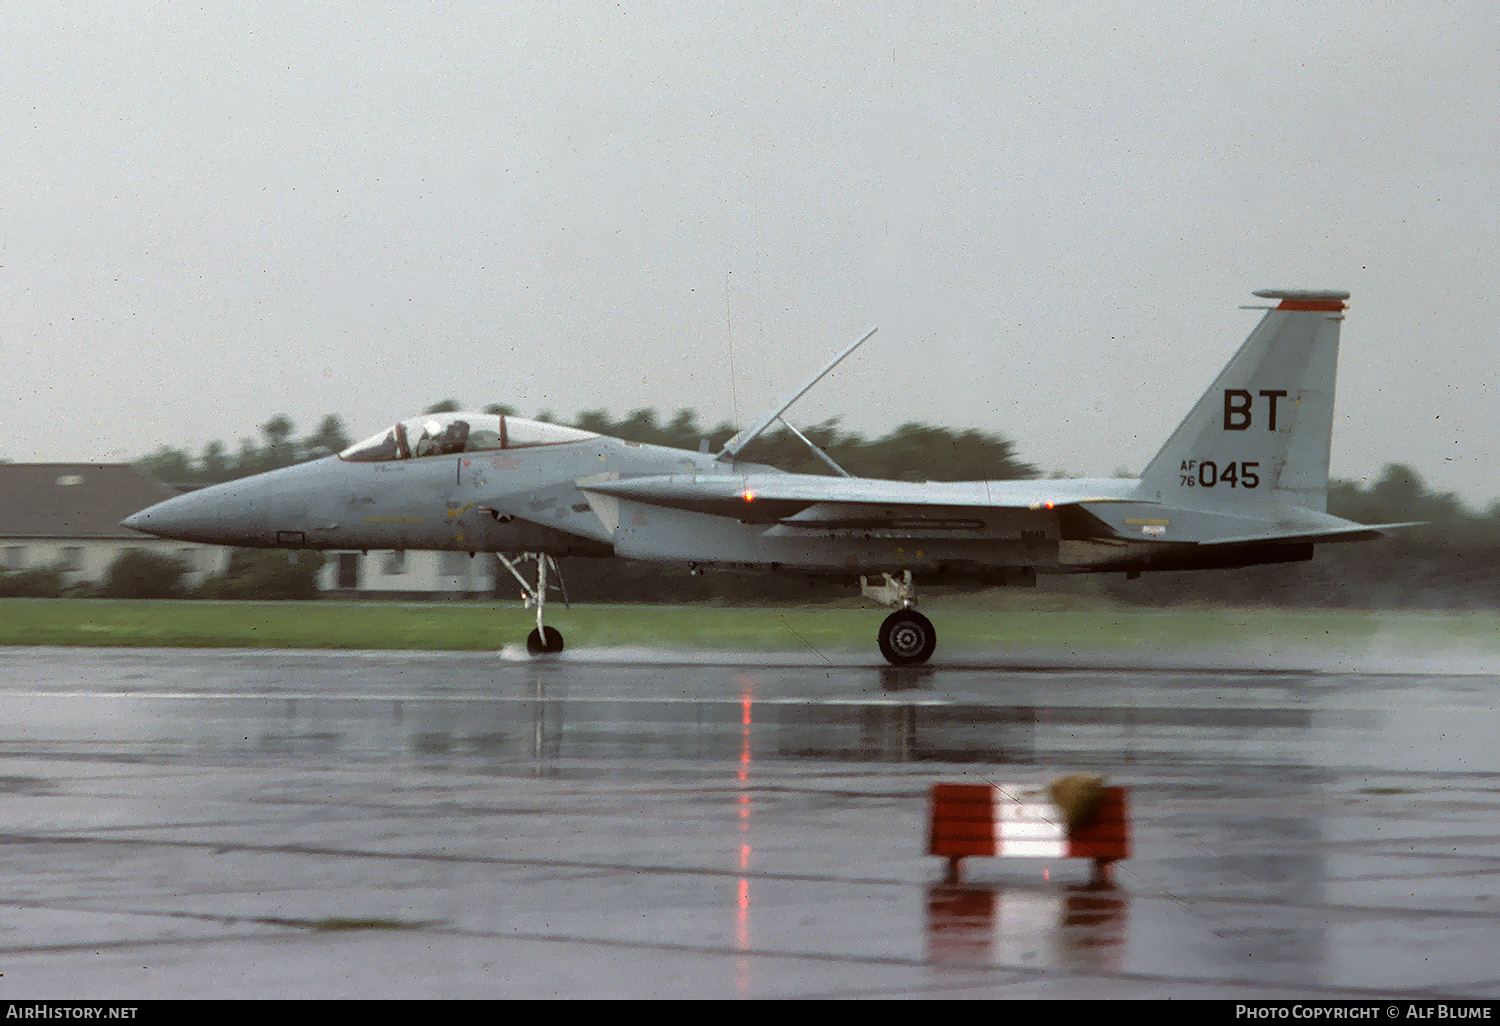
[878,609,936,665]
[526,625,564,655]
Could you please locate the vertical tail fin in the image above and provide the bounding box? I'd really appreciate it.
[1139,290,1348,513]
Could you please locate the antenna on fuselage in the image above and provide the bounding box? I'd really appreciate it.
[715,326,877,467]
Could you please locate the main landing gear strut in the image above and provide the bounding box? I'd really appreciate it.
[496,552,569,654]
[862,571,936,666]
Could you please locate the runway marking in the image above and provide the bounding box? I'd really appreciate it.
[0,897,1462,1000]
[0,830,914,888]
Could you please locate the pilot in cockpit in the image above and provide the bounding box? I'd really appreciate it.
[339,412,596,462]
[439,419,469,455]
[412,418,471,458]
[412,420,445,458]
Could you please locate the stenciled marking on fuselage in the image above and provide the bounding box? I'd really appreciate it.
[1178,460,1261,489]
[1124,517,1170,537]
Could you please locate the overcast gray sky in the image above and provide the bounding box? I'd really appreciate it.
[3,2,1496,505]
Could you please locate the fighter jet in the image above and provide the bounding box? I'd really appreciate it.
[123,289,1414,664]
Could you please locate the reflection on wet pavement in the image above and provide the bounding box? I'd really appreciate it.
[1,646,1499,998]
[926,882,1128,972]
[0,679,1378,771]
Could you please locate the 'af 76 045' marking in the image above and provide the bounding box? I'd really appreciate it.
[1180,459,1260,488]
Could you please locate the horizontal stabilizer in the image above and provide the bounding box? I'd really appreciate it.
[1199,521,1423,546]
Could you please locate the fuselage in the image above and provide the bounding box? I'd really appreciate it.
[123,427,716,558]
[117,290,1391,666]
[122,411,1333,581]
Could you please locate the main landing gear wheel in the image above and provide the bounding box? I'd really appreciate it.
[526,625,565,655]
[878,609,936,666]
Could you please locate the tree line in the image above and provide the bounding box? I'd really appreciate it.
[126,405,1500,610]
[134,403,1039,486]
[135,413,358,485]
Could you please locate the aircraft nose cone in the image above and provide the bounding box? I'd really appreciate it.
[121,493,214,542]
[120,458,338,545]
[121,485,271,545]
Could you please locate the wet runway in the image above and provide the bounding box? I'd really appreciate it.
[1,644,1498,998]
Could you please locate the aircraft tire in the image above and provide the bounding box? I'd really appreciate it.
[526,626,565,655]
[878,610,936,666]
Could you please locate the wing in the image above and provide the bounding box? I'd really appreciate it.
[577,471,1418,548]
[578,471,1142,539]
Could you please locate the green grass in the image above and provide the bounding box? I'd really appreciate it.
[1,597,1496,655]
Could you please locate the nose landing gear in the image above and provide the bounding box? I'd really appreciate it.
[497,552,568,655]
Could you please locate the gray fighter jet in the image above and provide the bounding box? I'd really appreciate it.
[123,289,1414,663]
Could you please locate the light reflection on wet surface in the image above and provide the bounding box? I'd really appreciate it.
[0,647,1441,773]
[0,691,1375,770]
[925,883,1129,973]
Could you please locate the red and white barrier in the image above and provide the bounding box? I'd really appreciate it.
[927,782,1131,884]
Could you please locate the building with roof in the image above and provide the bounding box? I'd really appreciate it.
[0,463,500,598]
[321,548,500,599]
[0,463,229,589]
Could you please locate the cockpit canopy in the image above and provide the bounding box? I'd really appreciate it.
[339,412,598,462]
